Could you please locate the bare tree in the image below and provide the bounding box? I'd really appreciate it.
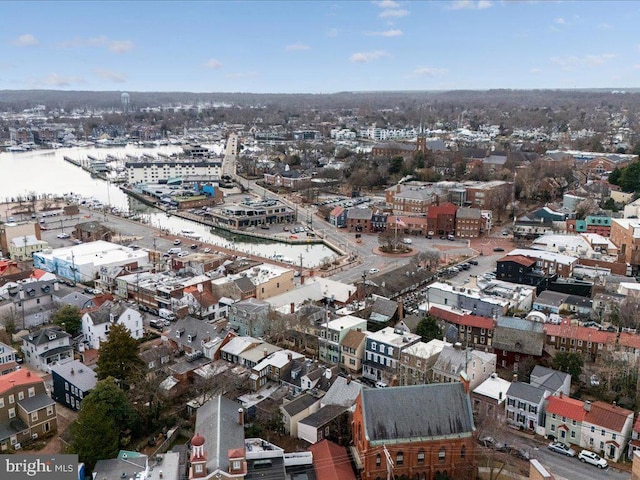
[411,249,441,271]
[575,198,599,220]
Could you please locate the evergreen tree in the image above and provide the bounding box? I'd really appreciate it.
[96,323,143,387]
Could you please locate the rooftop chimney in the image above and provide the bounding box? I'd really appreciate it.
[513,374,518,382]
[584,400,591,412]
[71,369,75,375]
[346,375,352,384]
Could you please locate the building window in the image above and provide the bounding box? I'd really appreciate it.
[47,406,54,416]
[417,450,425,464]
[461,446,466,459]
[31,412,38,422]
[396,452,403,466]
[439,447,446,461]
[8,395,13,404]
[376,454,381,468]
[571,431,576,438]
[195,464,203,473]
[28,387,35,398]
[8,408,15,419]
[17,391,24,401]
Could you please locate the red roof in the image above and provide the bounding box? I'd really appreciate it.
[546,395,587,422]
[498,255,536,267]
[429,306,494,330]
[586,401,633,432]
[544,322,615,344]
[619,332,640,350]
[309,439,356,480]
[31,269,49,280]
[0,369,43,394]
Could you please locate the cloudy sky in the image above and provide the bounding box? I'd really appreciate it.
[1,0,639,93]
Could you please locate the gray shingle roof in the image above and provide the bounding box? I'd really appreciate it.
[18,393,55,413]
[506,382,546,404]
[361,383,474,443]
[321,376,362,408]
[24,327,70,346]
[298,404,347,428]
[530,366,570,392]
[492,318,545,356]
[281,392,321,416]
[50,360,97,393]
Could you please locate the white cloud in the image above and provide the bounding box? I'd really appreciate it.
[375,0,400,8]
[633,64,640,70]
[550,53,616,70]
[41,73,85,86]
[93,69,127,83]
[449,0,492,10]
[204,58,223,69]
[108,40,134,53]
[285,43,310,52]
[597,23,612,30]
[554,17,566,25]
[367,29,403,37]
[327,28,338,38]
[412,66,448,76]
[11,34,38,47]
[379,8,409,18]
[225,71,259,79]
[350,50,389,63]
[58,36,133,53]
[530,68,542,74]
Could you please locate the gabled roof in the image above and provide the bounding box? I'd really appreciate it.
[530,366,570,392]
[23,327,70,346]
[321,376,362,408]
[195,395,245,473]
[544,322,615,344]
[473,374,510,403]
[346,207,373,220]
[506,382,547,404]
[234,276,256,294]
[545,395,587,422]
[0,369,43,394]
[281,392,321,417]
[493,318,544,356]
[309,439,357,480]
[299,404,346,427]
[361,383,474,443]
[340,329,366,351]
[584,401,633,433]
[498,255,536,267]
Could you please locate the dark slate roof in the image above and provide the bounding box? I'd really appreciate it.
[58,292,95,309]
[0,417,28,442]
[368,297,398,324]
[506,382,546,404]
[534,290,570,308]
[169,316,220,350]
[281,393,321,417]
[564,295,592,308]
[25,327,70,346]
[361,383,474,443]
[18,393,55,413]
[368,264,433,299]
[299,404,347,428]
[86,300,124,325]
[530,366,570,392]
[195,395,244,473]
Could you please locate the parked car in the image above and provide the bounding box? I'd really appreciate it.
[202,247,212,253]
[578,450,608,468]
[177,251,189,257]
[173,239,181,245]
[548,441,576,457]
[369,268,379,274]
[190,244,199,250]
[401,238,412,244]
[56,232,70,239]
[513,448,530,460]
[478,436,496,448]
[469,259,479,265]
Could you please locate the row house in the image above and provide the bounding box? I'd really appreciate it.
[425,282,509,319]
[319,315,367,365]
[455,207,483,238]
[340,328,367,375]
[505,366,571,433]
[544,320,616,362]
[352,382,477,480]
[546,395,633,462]
[429,305,494,349]
[328,206,347,228]
[0,342,18,376]
[370,211,387,233]
[362,327,421,385]
[50,360,97,411]
[387,215,428,237]
[227,298,270,337]
[471,373,511,421]
[0,369,57,451]
[398,339,450,386]
[250,349,304,391]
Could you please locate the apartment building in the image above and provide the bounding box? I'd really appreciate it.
[362,327,420,384]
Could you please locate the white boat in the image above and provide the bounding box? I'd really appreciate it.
[180,229,201,240]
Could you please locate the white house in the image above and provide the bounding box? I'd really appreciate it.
[81,301,143,350]
[21,327,73,372]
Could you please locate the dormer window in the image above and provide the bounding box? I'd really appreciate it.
[48,333,56,341]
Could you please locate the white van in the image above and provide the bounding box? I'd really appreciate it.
[167,247,181,254]
[159,308,177,321]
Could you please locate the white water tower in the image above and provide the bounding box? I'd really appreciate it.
[121,92,130,113]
